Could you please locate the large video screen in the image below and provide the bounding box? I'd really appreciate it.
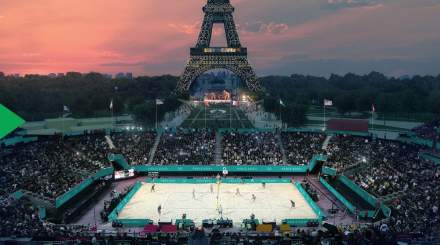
[114,169,135,180]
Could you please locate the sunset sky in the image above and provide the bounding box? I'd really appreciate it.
[0,0,439,77]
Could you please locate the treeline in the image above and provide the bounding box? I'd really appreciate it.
[0,72,178,122]
[263,97,307,127]
[262,72,440,116]
[1,71,440,124]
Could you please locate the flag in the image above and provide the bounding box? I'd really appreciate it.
[109,100,113,110]
[279,99,286,107]
[63,105,71,118]
[156,99,164,105]
[372,104,376,112]
[324,99,333,106]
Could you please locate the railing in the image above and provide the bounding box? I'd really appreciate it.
[107,153,130,169]
[338,175,391,218]
[146,177,292,184]
[295,182,326,221]
[319,177,356,214]
[321,167,337,176]
[134,164,309,173]
[55,167,114,208]
[339,175,377,208]
[0,136,38,146]
[308,154,327,172]
[419,152,440,164]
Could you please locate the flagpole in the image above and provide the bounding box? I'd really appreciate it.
[323,104,326,131]
[230,93,232,129]
[278,98,281,129]
[204,100,207,129]
[155,102,158,129]
[62,106,64,137]
[111,99,114,130]
[279,102,282,129]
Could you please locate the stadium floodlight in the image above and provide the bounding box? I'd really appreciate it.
[126,126,130,130]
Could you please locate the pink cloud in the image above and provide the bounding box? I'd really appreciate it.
[0,0,439,76]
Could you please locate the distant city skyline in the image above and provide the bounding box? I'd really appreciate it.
[1,0,439,77]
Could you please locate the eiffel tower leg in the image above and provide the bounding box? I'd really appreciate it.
[178,63,197,92]
[196,14,214,48]
[224,13,241,48]
[233,58,262,92]
[178,57,207,92]
[178,56,262,93]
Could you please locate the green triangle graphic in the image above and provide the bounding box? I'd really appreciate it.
[0,104,25,140]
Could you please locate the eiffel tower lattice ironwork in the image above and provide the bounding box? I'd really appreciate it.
[176,0,262,93]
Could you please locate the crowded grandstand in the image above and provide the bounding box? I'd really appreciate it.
[1,123,439,244]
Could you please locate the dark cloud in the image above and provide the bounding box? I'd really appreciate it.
[240,21,289,34]
[324,0,382,9]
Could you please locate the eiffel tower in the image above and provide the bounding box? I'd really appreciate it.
[176,0,262,93]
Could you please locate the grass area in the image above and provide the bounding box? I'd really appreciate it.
[306,119,409,132]
[181,104,253,129]
[308,105,434,122]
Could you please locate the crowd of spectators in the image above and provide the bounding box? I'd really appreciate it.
[110,131,156,165]
[349,146,440,236]
[0,192,97,239]
[0,195,44,238]
[325,135,375,171]
[325,134,440,237]
[412,118,440,140]
[348,140,420,197]
[0,134,110,199]
[0,216,417,244]
[0,132,113,238]
[281,132,325,165]
[100,185,133,223]
[387,159,440,237]
[221,131,283,165]
[2,128,440,241]
[153,129,216,164]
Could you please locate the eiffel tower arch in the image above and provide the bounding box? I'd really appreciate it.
[176,0,262,93]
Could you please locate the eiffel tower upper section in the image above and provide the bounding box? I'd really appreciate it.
[176,0,262,93]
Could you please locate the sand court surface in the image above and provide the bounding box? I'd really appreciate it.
[118,182,317,225]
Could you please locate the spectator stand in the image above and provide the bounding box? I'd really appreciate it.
[319,174,391,221]
[55,167,114,209]
[419,151,440,165]
[399,131,440,150]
